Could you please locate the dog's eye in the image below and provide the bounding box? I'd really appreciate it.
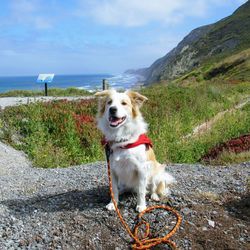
[107,100,112,105]
[121,102,127,106]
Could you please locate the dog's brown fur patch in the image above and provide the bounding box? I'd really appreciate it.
[94,90,112,118]
[146,147,156,162]
[98,98,107,117]
[146,147,167,196]
[126,91,148,119]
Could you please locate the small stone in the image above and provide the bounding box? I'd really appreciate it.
[202,226,208,231]
[18,239,28,247]
[182,207,192,215]
[208,219,215,227]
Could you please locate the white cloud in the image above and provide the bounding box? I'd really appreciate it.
[8,0,53,30]
[77,0,209,27]
[77,0,248,27]
[209,0,247,7]
[1,49,19,57]
[34,17,53,30]
[10,0,38,13]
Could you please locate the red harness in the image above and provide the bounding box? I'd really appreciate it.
[102,133,153,149]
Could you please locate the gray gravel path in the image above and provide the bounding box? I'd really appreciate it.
[0,141,249,249]
[0,96,93,109]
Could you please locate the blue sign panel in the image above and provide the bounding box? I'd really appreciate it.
[37,74,55,83]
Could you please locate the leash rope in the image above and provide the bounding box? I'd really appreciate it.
[105,145,182,250]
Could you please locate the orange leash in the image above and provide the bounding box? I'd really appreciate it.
[105,145,182,250]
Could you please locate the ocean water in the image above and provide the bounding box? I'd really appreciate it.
[0,74,141,93]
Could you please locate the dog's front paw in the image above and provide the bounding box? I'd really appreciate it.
[136,205,146,212]
[151,193,160,201]
[106,202,115,211]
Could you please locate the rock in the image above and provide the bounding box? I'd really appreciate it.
[208,220,215,228]
[182,207,192,215]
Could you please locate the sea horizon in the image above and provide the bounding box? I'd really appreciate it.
[0,73,142,93]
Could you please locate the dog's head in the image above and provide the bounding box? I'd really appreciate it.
[95,89,148,132]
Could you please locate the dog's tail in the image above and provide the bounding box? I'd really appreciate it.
[154,166,176,197]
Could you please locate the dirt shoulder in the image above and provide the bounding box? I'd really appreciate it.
[0,142,249,249]
[0,96,93,109]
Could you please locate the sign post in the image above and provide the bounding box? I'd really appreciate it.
[102,79,109,90]
[37,74,55,96]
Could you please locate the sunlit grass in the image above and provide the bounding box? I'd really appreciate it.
[208,150,250,165]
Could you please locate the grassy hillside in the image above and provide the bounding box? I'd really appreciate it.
[0,81,249,167]
[141,82,250,163]
[193,1,250,58]
[177,48,250,83]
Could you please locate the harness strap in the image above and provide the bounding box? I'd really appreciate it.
[102,133,153,150]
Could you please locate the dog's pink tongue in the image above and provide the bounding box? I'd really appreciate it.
[110,117,122,126]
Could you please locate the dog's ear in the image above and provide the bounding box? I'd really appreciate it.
[95,90,113,117]
[94,90,111,97]
[126,90,148,107]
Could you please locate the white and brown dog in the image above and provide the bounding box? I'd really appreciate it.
[95,89,175,212]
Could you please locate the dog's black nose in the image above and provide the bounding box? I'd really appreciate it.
[109,106,117,115]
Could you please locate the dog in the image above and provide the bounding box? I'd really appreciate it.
[95,89,175,212]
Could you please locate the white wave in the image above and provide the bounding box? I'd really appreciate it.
[106,73,141,90]
[77,73,143,92]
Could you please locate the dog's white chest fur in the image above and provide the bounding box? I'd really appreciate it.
[110,145,150,189]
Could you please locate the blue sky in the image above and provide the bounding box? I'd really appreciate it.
[0,0,247,76]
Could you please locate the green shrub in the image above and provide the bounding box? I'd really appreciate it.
[1,99,103,168]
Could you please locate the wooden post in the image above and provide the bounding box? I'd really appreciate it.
[102,79,108,90]
[45,82,48,96]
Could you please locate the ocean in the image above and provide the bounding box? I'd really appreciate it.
[0,74,141,93]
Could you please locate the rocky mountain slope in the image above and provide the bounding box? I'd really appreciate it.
[139,1,250,84]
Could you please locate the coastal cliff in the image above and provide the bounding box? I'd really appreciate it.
[135,1,250,84]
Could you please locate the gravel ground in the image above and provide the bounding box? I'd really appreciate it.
[0,141,249,250]
[0,96,93,109]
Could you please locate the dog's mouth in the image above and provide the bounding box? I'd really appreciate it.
[109,116,126,127]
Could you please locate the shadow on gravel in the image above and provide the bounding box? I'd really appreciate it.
[224,193,250,221]
[1,186,110,216]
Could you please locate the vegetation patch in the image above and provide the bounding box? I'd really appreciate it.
[175,48,250,85]
[141,82,250,163]
[0,81,249,167]
[201,134,250,164]
[207,150,250,166]
[0,99,102,168]
[0,87,90,97]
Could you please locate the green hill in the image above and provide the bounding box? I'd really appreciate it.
[177,48,250,83]
[140,1,250,84]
